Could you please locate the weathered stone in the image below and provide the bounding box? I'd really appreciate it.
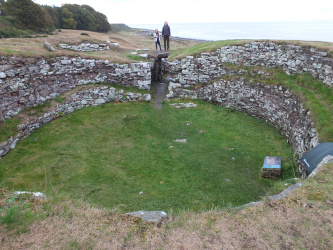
[43,42,56,52]
[125,211,168,222]
[0,56,151,121]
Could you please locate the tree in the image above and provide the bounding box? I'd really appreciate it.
[60,7,76,29]
[4,0,48,31]
[81,5,111,32]
[61,4,110,32]
[0,0,6,16]
[42,5,59,29]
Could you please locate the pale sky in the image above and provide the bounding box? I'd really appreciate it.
[34,0,333,25]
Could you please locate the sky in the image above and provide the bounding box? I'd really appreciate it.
[33,0,333,25]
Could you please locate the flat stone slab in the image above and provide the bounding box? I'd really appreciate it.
[125,210,168,222]
[170,102,197,109]
[157,52,169,58]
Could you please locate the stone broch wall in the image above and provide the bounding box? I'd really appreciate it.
[0,86,151,158]
[0,56,151,121]
[168,42,332,93]
[0,42,332,174]
[167,42,333,160]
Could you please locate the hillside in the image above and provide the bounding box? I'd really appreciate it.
[0,26,203,63]
[0,28,333,249]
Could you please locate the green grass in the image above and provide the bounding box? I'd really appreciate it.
[0,101,295,212]
[53,96,65,103]
[0,192,39,233]
[126,54,149,62]
[0,118,21,142]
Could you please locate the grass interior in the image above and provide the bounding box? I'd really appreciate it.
[0,101,295,212]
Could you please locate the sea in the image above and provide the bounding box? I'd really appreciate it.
[129,20,333,42]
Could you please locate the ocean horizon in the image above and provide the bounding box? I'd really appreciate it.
[129,20,333,43]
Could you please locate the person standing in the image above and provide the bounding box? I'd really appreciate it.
[162,21,171,50]
[154,29,162,50]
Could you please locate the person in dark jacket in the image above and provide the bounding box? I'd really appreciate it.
[162,21,171,50]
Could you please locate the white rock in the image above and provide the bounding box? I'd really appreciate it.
[174,139,187,143]
[14,191,46,198]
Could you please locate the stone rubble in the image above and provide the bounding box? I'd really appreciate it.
[58,43,110,51]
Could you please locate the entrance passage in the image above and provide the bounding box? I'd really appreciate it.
[151,52,169,109]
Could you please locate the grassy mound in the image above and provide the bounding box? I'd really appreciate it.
[0,101,294,212]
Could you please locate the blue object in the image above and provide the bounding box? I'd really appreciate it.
[263,156,282,169]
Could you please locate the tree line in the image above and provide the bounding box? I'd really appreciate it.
[0,0,111,32]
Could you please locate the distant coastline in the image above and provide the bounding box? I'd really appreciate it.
[130,20,333,43]
[133,27,209,42]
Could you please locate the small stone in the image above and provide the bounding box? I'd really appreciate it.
[125,210,168,222]
[174,139,187,143]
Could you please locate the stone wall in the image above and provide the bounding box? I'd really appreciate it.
[58,43,114,52]
[220,42,333,86]
[168,42,333,96]
[197,79,319,158]
[166,42,332,161]
[0,86,151,158]
[0,56,151,122]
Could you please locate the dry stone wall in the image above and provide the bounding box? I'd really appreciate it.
[168,42,333,97]
[0,56,151,122]
[196,79,319,158]
[220,42,333,86]
[0,86,151,158]
[166,42,333,163]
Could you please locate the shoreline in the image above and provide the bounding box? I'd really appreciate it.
[133,27,209,43]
